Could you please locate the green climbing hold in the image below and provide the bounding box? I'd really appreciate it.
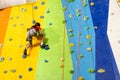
[83,3,87,7]
[87,41,91,44]
[63,7,67,11]
[76,9,80,12]
[70,50,74,54]
[79,54,84,59]
[0,56,4,62]
[63,20,67,24]
[88,68,95,73]
[70,70,74,74]
[67,0,75,2]
[85,26,90,30]
[69,34,74,37]
[4,70,8,74]
[76,13,81,16]
[11,69,16,73]
[79,43,83,46]
[9,38,12,41]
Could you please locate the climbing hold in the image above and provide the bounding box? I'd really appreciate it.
[94,26,98,29]
[84,16,89,20]
[88,68,95,73]
[40,16,44,18]
[49,23,52,25]
[22,54,27,59]
[97,68,106,73]
[85,26,90,30]
[70,50,74,53]
[8,38,12,41]
[0,43,3,48]
[90,2,95,6]
[69,34,74,37]
[86,35,91,39]
[21,8,26,12]
[87,41,91,44]
[63,20,67,24]
[60,64,64,68]
[60,57,64,61]
[83,3,87,7]
[63,7,67,11]
[68,29,73,32]
[20,23,24,26]
[28,67,33,72]
[16,16,19,19]
[19,75,23,79]
[67,0,75,2]
[10,17,13,20]
[69,43,74,47]
[79,43,83,46]
[0,56,4,62]
[76,13,81,16]
[44,45,49,50]
[70,70,74,74]
[78,77,84,80]
[46,10,50,13]
[33,6,38,10]
[69,14,73,18]
[13,24,16,27]
[32,20,36,24]
[11,69,16,73]
[87,47,92,51]
[3,70,8,74]
[8,57,12,61]
[44,60,48,63]
[76,9,80,12]
[79,54,84,59]
[41,1,45,5]
[78,32,81,36]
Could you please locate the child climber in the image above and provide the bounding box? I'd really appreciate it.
[23,22,45,57]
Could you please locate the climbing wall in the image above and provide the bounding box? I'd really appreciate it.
[0,0,120,80]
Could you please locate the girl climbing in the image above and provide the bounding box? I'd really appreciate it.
[23,22,45,57]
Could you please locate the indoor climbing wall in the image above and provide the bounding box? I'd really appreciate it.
[0,0,120,80]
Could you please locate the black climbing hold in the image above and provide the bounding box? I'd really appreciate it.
[28,67,33,72]
[19,75,23,79]
[44,60,48,63]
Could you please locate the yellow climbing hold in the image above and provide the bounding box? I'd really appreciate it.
[87,47,92,51]
[78,77,84,80]
[70,43,74,47]
[84,16,89,20]
[97,68,106,73]
[86,35,91,39]
[60,57,64,61]
[90,2,95,6]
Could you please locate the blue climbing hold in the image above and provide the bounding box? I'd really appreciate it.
[40,16,44,18]
[32,20,36,24]
[41,1,45,5]
[22,54,27,58]
[34,6,38,10]
[44,45,49,50]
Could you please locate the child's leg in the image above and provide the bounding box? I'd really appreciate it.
[24,37,32,55]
